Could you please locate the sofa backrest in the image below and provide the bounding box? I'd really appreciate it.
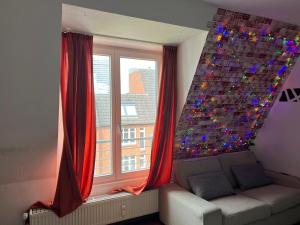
[173,151,259,190]
[218,151,258,187]
[174,156,222,190]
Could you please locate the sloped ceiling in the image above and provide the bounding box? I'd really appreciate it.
[62,0,216,30]
[202,0,300,26]
[62,4,206,46]
[175,8,300,159]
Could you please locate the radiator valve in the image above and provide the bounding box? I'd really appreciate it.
[23,212,29,221]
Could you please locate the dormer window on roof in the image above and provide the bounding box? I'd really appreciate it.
[121,105,137,116]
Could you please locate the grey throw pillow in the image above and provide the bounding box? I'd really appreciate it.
[188,172,234,200]
[231,163,273,190]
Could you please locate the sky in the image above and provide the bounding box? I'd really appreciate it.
[120,57,156,94]
[93,55,156,94]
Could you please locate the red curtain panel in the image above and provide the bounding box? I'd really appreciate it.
[29,32,96,218]
[112,46,177,195]
[54,32,96,216]
[145,46,177,189]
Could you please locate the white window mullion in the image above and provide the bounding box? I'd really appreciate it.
[114,49,122,180]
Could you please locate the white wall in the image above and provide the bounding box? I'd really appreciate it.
[62,0,216,30]
[177,32,208,122]
[255,60,300,178]
[0,0,61,224]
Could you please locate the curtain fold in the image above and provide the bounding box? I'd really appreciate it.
[112,45,177,195]
[145,46,177,189]
[54,32,96,215]
[29,32,96,218]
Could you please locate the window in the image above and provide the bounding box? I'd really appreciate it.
[122,156,137,172]
[93,46,161,185]
[93,54,113,177]
[140,155,146,169]
[140,128,145,149]
[93,55,110,94]
[121,105,137,116]
[121,128,136,145]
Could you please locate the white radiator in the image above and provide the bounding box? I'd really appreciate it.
[29,189,158,225]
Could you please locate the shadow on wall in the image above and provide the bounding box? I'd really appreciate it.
[255,59,300,178]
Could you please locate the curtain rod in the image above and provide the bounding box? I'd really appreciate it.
[62,29,166,46]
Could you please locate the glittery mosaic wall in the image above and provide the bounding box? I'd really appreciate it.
[175,8,300,159]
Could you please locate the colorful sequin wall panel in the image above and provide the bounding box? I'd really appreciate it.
[175,8,300,159]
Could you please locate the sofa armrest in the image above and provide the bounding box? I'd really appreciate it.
[159,183,222,225]
[265,170,300,189]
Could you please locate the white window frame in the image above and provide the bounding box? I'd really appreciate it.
[140,154,147,169]
[92,45,161,191]
[121,128,136,145]
[139,128,146,149]
[122,156,137,172]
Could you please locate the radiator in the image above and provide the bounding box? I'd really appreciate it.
[29,189,158,225]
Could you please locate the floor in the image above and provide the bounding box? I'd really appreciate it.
[111,213,300,225]
[121,220,163,225]
[113,219,300,225]
[112,213,163,225]
[117,221,300,225]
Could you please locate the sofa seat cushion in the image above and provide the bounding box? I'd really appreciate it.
[241,184,300,214]
[211,194,270,225]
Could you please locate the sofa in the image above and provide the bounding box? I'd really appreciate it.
[160,151,300,225]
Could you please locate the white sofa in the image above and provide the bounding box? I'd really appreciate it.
[160,151,300,225]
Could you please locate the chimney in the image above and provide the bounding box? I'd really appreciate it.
[129,71,145,94]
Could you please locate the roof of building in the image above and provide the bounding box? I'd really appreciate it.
[95,68,158,127]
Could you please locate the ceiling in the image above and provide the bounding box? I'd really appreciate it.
[202,0,300,26]
[62,4,206,47]
[62,1,300,48]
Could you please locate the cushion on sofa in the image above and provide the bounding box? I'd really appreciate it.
[241,184,300,214]
[218,151,258,187]
[211,194,271,225]
[174,156,222,190]
[188,172,234,200]
[231,163,272,190]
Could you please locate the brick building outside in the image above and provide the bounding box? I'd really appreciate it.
[94,66,157,176]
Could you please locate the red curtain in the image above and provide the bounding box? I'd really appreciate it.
[112,46,177,195]
[146,46,177,189]
[29,32,96,218]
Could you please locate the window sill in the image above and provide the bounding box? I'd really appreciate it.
[121,143,137,146]
[91,176,146,196]
[88,190,134,203]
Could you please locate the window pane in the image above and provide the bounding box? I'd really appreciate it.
[93,55,113,177]
[122,156,136,172]
[122,128,129,144]
[121,106,125,116]
[140,128,145,149]
[120,57,157,173]
[126,105,137,116]
[121,128,136,145]
[140,154,146,169]
[130,128,136,141]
